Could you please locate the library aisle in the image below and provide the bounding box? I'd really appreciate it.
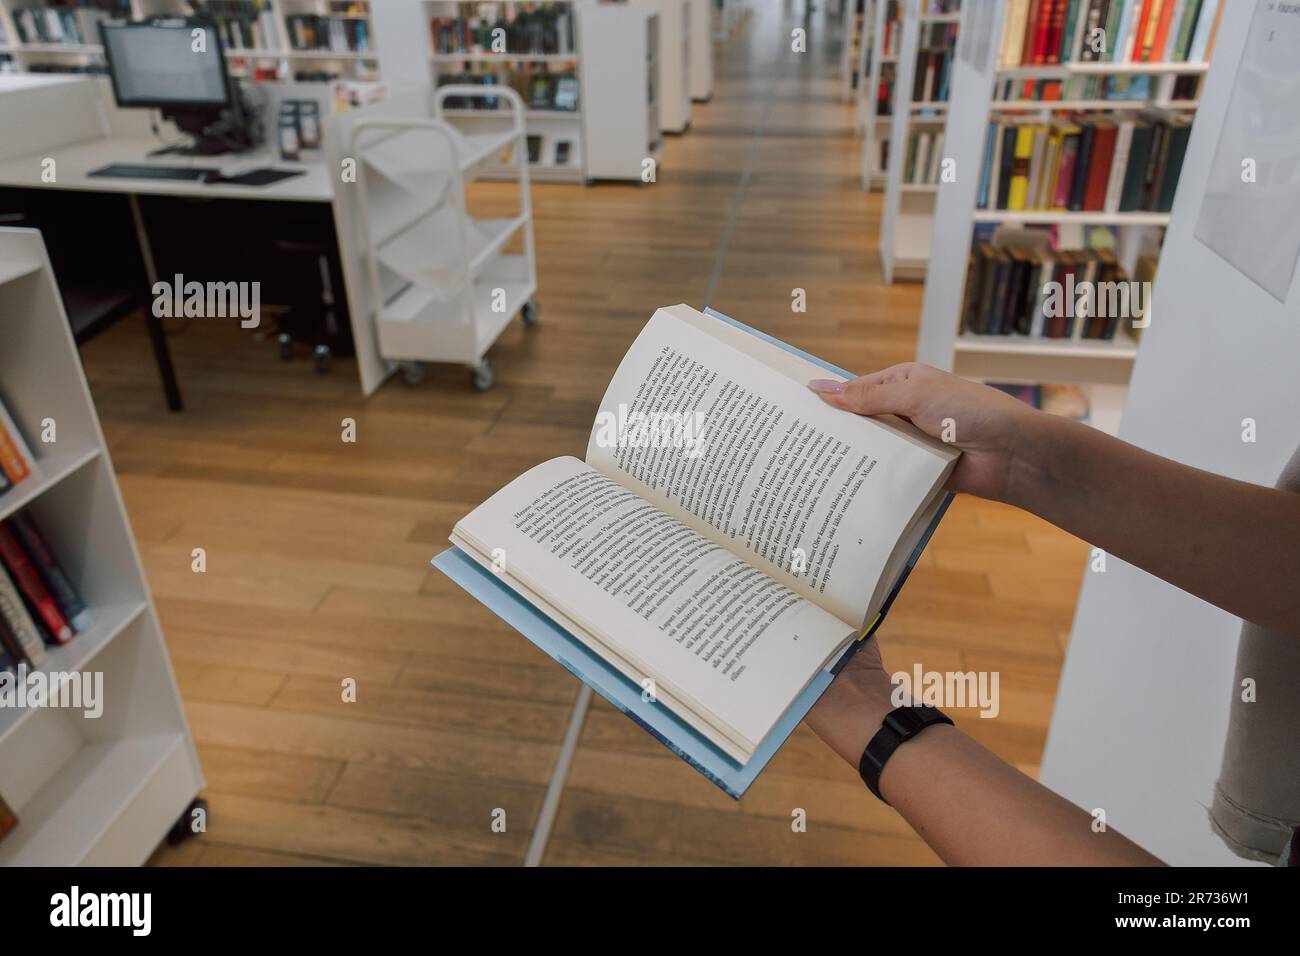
[70,0,1087,867]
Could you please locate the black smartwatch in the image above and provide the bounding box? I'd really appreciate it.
[858,704,953,803]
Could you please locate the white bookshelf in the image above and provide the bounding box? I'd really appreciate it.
[877,0,960,282]
[641,0,690,133]
[687,0,711,101]
[838,0,866,103]
[0,0,381,82]
[914,0,1216,436]
[0,228,204,865]
[856,0,899,187]
[402,1,586,184]
[578,2,662,180]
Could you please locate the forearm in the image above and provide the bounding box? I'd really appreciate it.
[812,680,1162,866]
[1007,412,1300,636]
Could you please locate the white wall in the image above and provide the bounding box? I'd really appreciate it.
[1040,1,1300,866]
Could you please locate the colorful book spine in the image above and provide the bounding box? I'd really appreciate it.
[0,524,72,644]
[0,561,46,667]
[7,513,91,633]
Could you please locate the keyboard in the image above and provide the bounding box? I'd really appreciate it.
[88,163,222,181]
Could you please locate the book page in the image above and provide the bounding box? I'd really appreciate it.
[452,456,858,759]
[585,305,958,626]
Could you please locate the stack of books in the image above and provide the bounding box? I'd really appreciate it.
[977,111,1192,213]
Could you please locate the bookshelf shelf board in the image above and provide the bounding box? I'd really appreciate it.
[997,61,1209,80]
[955,332,1139,360]
[8,43,104,55]
[444,108,582,121]
[920,13,960,23]
[0,732,185,866]
[284,49,378,60]
[0,446,100,524]
[0,599,148,743]
[910,101,948,111]
[429,52,577,64]
[900,182,939,192]
[991,98,1201,112]
[972,210,1171,226]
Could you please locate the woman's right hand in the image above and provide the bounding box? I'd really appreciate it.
[807,362,1042,502]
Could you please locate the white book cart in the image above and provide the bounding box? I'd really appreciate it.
[350,85,539,390]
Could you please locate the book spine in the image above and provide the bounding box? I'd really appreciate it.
[1150,0,1180,62]
[977,122,996,208]
[1173,0,1203,60]
[1137,0,1165,62]
[1044,0,1068,64]
[1156,122,1192,211]
[1104,120,1135,211]
[8,513,90,632]
[997,124,1019,209]
[1188,0,1218,61]
[1101,0,1127,62]
[1021,0,1045,65]
[1008,125,1035,210]
[1032,0,1055,64]
[0,420,31,486]
[1083,123,1118,210]
[1119,124,1154,209]
[0,561,46,667]
[1053,131,1080,208]
[0,525,72,644]
[1068,123,1096,210]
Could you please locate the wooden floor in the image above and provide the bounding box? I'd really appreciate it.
[105,1,1086,866]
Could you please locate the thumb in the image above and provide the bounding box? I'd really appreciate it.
[808,376,915,419]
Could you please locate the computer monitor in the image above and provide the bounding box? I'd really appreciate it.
[100,18,253,156]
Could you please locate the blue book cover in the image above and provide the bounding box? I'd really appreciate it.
[432,308,955,799]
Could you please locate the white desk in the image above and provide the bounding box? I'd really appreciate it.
[0,138,332,203]
[0,137,335,411]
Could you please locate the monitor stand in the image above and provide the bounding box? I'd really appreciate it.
[148,105,257,159]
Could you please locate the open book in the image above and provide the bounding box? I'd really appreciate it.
[441,305,959,787]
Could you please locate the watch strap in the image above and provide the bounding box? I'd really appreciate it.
[858,704,953,804]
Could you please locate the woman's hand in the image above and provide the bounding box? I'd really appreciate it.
[804,638,897,767]
[808,363,1039,502]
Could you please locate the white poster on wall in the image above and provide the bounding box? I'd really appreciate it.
[1193,1,1300,303]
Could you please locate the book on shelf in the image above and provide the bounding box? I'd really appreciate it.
[286,12,371,54]
[977,110,1191,213]
[902,128,944,185]
[430,4,575,57]
[0,397,34,494]
[911,13,958,104]
[0,556,48,670]
[0,510,90,650]
[190,0,282,52]
[9,2,124,47]
[961,224,1148,343]
[998,0,1223,70]
[436,305,959,795]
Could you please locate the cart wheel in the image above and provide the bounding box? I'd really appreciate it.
[400,361,427,386]
[471,360,495,391]
[522,299,539,326]
[278,333,293,361]
[313,344,332,374]
[166,797,208,847]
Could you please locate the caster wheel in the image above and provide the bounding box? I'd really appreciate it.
[522,299,539,326]
[400,361,427,386]
[313,344,332,374]
[166,797,208,846]
[278,333,293,361]
[471,360,495,391]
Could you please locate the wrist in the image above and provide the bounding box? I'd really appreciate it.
[811,670,896,766]
[1004,408,1065,510]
